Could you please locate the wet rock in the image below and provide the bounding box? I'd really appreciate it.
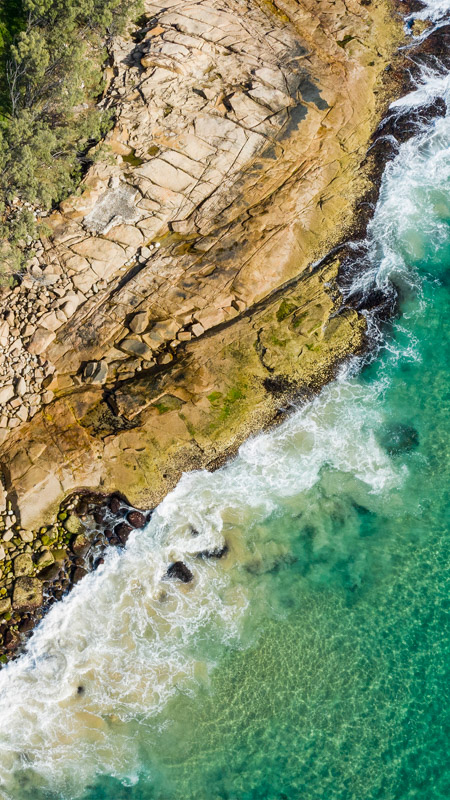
[127,510,146,528]
[114,522,132,544]
[4,629,20,651]
[109,496,121,515]
[94,557,105,569]
[129,311,150,334]
[18,616,35,633]
[70,534,89,556]
[72,566,88,584]
[12,577,43,611]
[38,563,61,582]
[165,561,193,583]
[197,543,229,559]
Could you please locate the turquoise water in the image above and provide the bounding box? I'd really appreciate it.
[0,18,449,800]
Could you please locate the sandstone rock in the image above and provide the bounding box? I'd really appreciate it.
[83,360,108,385]
[118,337,154,361]
[0,384,14,405]
[129,311,149,334]
[27,328,56,355]
[143,319,180,344]
[39,311,62,332]
[13,577,43,611]
[41,390,54,404]
[0,321,9,347]
[15,377,26,396]
[14,553,34,577]
[19,529,33,543]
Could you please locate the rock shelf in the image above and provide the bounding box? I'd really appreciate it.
[0,0,444,660]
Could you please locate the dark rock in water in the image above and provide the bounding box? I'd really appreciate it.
[4,629,20,651]
[104,529,113,539]
[197,544,229,559]
[109,496,121,515]
[72,567,88,584]
[109,535,120,546]
[127,510,146,528]
[114,522,132,544]
[379,423,419,455]
[165,561,193,583]
[93,510,104,525]
[18,617,35,633]
[94,557,105,569]
[77,685,85,695]
[38,563,61,582]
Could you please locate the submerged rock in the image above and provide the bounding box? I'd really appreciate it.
[197,543,229,559]
[379,423,419,455]
[165,561,193,583]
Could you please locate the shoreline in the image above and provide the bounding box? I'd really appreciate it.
[0,1,447,663]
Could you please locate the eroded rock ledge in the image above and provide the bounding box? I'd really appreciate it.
[0,0,431,651]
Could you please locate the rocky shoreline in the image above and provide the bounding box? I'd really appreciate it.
[0,0,447,662]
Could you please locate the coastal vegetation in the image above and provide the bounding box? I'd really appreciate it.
[0,0,141,274]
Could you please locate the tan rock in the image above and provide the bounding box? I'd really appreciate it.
[118,337,155,360]
[13,577,43,611]
[129,311,150,334]
[0,384,14,405]
[27,328,56,356]
[14,553,34,577]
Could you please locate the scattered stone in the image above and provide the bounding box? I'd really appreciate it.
[15,377,26,396]
[0,385,14,405]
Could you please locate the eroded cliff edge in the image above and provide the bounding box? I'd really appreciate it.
[0,0,408,539]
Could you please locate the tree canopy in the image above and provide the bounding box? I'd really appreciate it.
[0,0,142,275]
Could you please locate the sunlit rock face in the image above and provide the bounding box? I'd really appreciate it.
[0,0,405,531]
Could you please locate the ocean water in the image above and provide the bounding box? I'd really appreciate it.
[0,9,449,800]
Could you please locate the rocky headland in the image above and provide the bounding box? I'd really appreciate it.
[0,0,446,660]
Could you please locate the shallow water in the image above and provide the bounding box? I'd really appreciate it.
[0,8,449,800]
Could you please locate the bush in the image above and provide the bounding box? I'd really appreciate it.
[0,0,142,277]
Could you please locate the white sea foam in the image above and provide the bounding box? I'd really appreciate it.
[0,10,449,800]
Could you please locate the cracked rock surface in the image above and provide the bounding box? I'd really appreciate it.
[0,0,406,532]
